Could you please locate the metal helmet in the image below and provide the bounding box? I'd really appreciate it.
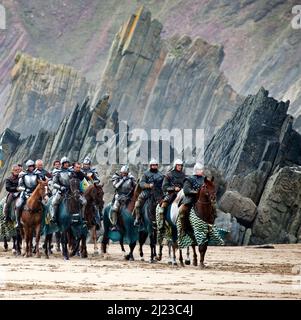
[25,160,35,168]
[60,156,70,165]
[149,158,158,166]
[83,156,91,165]
[173,159,183,169]
[193,162,204,175]
[120,165,129,174]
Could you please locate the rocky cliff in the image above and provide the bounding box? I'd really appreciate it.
[205,87,301,244]
[2,0,301,131]
[0,52,91,137]
[94,7,242,140]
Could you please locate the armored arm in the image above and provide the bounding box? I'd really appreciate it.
[183,179,197,196]
[139,173,152,189]
[53,173,62,191]
[162,174,174,193]
[112,174,124,189]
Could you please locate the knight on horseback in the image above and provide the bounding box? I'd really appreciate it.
[15,160,40,228]
[3,164,21,223]
[110,165,136,231]
[34,159,52,180]
[82,156,100,183]
[157,159,186,233]
[178,162,205,235]
[132,158,164,227]
[50,156,86,224]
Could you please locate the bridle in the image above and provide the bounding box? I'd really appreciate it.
[197,183,216,205]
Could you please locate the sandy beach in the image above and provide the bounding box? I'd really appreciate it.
[0,243,300,300]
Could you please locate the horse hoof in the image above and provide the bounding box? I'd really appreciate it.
[36,254,41,258]
[124,254,130,261]
[64,256,69,261]
[94,251,99,255]
[185,259,191,265]
[193,260,198,267]
[129,255,134,261]
[180,262,185,267]
[168,261,172,265]
[156,255,162,261]
[149,259,156,264]
[172,262,178,267]
[199,264,206,269]
[140,257,144,262]
[100,252,104,258]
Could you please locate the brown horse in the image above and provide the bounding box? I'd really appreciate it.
[84,183,104,254]
[190,176,222,268]
[21,180,48,258]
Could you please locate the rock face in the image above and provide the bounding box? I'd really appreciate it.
[219,191,257,227]
[95,7,242,141]
[1,53,91,137]
[251,167,301,244]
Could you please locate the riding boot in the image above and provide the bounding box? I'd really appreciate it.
[15,206,22,229]
[110,209,119,231]
[133,200,142,227]
[51,204,59,224]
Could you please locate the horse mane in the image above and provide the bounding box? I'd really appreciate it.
[26,181,46,210]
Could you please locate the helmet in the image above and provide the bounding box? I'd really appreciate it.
[83,156,91,165]
[120,165,129,174]
[173,159,183,167]
[25,160,35,168]
[149,158,158,166]
[193,162,204,175]
[61,156,70,165]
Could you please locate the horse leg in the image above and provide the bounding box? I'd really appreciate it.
[149,231,157,263]
[81,235,88,258]
[179,248,184,267]
[4,236,8,252]
[17,230,22,256]
[12,236,16,254]
[35,223,41,258]
[171,242,177,266]
[92,226,98,254]
[192,244,197,266]
[48,233,53,255]
[55,232,61,252]
[185,246,191,265]
[139,231,147,261]
[61,231,69,260]
[167,242,172,265]
[125,242,136,261]
[157,244,163,261]
[199,244,208,269]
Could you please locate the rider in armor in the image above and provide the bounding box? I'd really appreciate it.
[15,160,40,228]
[82,156,100,183]
[110,165,136,231]
[179,163,205,235]
[157,159,186,232]
[51,157,71,223]
[3,165,21,223]
[132,159,164,226]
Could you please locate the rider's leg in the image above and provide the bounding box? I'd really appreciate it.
[158,199,169,231]
[133,193,147,226]
[15,195,25,228]
[110,198,120,231]
[4,194,13,222]
[51,192,62,224]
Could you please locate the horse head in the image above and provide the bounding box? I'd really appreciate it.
[85,182,104,208]
[201,176,216,203]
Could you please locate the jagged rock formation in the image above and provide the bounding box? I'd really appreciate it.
[251,166,301,244]
[94,7,242,140]
[205,87,301,244]
[1,53,91,137]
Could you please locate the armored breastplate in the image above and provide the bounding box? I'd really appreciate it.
[24,174,38,191]
[169,171,185,188]
[59,170,70,187]
[118,178,133,195]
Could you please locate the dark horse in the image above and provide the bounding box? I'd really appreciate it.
[84,183,104,254]
[138,188,163,263]
[20,180,48,258]
[101,184,140,261]
[189,177,225,268]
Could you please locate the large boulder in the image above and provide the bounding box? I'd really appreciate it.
[219,191,257,226]
[214,210,247,246]
[251,166,301,244]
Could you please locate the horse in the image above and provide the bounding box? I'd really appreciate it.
[187,177,226,268]
[20,180,48,258]
[45,178,87,260]
[156,189,192,266]
[84,183,104,254]
[0,198,22,255]
[138,188,164,263]
[101,184,140,261]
